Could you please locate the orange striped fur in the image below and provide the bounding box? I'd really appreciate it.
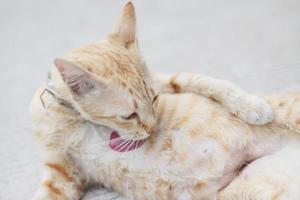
[45,163,74,182]
[30,2,300,200]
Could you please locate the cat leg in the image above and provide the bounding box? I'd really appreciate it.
[155,73,273,125]
[218,175,300,200]
[32,154,86,200]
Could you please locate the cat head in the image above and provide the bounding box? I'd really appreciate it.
[52,2,158,140]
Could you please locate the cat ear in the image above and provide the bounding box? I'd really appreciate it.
[54,58,97,96]
[114,2,136,46]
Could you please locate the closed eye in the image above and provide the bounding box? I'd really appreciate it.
[121,112,138,120]
[152,95,159,104]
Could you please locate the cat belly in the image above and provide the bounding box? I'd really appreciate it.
[76,118,294,200]
[119,136,288,199]
[175,134,288,200]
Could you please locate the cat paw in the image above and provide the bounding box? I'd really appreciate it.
[234,95,274,125]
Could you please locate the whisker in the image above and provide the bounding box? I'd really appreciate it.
[99,138,121,145]
[114,136,134,152]
[98,136,126,145]
[115,139,131,152]
[84,139,122,153]
[90,134,129,147]
[124,140,134,152]
[134,139,139,151]
[82,135,133,158]
[112,138,129,151]
[82,137,127,156]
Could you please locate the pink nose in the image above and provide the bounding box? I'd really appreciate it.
[141,123,154,135]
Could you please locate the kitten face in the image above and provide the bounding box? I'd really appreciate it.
[53,3,158,140]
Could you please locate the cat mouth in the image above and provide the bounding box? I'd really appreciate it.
[109,131,145,152]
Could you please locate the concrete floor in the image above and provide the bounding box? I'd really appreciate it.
[0,0,299,199]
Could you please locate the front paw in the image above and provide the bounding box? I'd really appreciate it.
[234,95,274,125]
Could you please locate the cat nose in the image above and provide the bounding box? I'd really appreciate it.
[141,123,155,135]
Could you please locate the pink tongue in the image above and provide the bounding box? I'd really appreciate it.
[109,131,145,152]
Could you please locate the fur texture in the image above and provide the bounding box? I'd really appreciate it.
[30,2,300,200]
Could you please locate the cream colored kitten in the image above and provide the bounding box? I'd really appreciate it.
[30,2,299,200]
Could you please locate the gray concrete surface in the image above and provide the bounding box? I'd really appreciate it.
[0,0,299,199]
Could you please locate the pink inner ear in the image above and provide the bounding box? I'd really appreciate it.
[115,2,136,45]
[54,59,66,71]
[67,75,93,95]
[54,58,95,95]
[64,72,95,96]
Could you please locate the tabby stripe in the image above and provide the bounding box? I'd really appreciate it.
[157,97,167,121]
[166,97,180,125]
[296,117,300,125]
[45,163,74,182]
[189,126,202,138]
[161,136,173,151]
[43,180,63,196]
[170,74,181,93]
[133,100,138,109]
[271,188,284,200]
[142,79,152,101]
[193,181,205,190]
[172,95,199,129]
[286,97,298,118]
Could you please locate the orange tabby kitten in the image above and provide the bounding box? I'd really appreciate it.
[30,2,300,200]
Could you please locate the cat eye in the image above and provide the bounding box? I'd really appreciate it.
[122,112,138,120]
[152,95,159,104]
